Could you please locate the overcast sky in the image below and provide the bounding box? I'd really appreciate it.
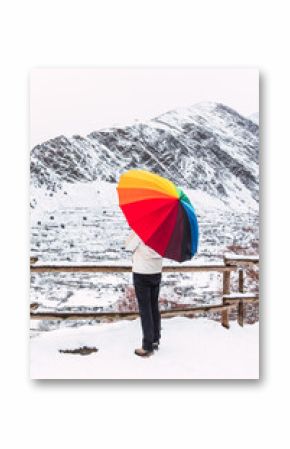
[30,68,259,147]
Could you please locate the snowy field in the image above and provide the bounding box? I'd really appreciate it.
[30,180,259,322]
[30,317,259,379]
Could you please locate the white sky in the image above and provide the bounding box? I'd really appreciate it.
[30,68,259,147]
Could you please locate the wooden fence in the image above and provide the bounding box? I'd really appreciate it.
[30,254,259,329]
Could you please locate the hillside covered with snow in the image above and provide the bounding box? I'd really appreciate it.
[31,102,259,211]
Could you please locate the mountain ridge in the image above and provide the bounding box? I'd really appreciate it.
[30,102,259,209]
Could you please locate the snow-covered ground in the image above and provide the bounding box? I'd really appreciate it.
[30,317,259,379]
[30,180,259,321]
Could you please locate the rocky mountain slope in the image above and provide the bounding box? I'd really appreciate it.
[30,102,259,208]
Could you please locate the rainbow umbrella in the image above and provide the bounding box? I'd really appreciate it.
[117,169,199,262]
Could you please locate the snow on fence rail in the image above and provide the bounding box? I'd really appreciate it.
[30,255,259,329]
[30,262,236,273]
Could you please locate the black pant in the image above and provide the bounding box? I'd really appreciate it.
[133,272,162,351]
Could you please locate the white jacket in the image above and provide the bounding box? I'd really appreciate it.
[125,230,163,274]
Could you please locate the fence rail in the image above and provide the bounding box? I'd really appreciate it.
[30,254,259,329]
[30,263,237,273]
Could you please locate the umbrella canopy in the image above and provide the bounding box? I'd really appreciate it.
[117,169,199,262]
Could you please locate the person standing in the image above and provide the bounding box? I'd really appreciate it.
[125,230,163,357]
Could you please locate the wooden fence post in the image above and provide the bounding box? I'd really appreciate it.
[221,307,230,329]
[238,300,244,327]
[223,270,231,295]
[238,269,244,293]
[237,269,244,326]
[221,270,231,328]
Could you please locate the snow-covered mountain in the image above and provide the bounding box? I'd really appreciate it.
[30,102,259,209]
